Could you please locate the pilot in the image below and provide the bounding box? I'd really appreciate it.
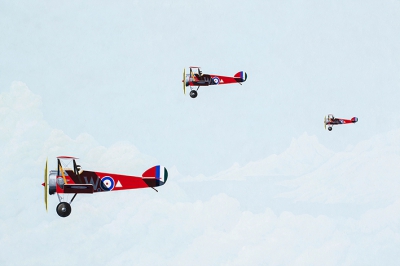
[76,165,83,174]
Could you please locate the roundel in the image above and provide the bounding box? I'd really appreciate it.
[212,77,220,84]
[100,176,115,191]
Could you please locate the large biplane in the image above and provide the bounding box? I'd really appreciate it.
[182,66,247,98]
[42,156,168,217]
[324,114,358,131]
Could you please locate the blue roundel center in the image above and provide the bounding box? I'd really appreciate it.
[212,76,220,84]
[100,176,115,191]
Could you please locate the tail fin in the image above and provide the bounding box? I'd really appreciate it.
[234,71,247,82]
[351,117,358,123]
[142,165,168,187]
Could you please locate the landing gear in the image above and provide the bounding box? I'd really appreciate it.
[56,202,72,217]
[328,127,332,131]
[190,90,198,98]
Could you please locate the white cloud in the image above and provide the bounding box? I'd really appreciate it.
[179,128,400,206]
[181,133,334,182]
[0,83,399,265]
[278,130,400,204]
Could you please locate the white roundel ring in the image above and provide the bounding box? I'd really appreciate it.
[212,77,220,84]
[100,176,115,191]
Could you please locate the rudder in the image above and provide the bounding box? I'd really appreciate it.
[234,71,247,82]
[142,165,168,187]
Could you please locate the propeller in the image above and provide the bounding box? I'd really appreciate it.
[324,116,326,130]
[42,159,49,212]
[182,68,186,95]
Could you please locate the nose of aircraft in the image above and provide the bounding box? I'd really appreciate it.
[185,74,190,86]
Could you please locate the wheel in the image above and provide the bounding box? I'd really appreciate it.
[190,90,198,98]
[56,202,72,217]
[328,127,332,131]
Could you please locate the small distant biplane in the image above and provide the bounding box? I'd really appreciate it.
[324,114,358,131]
[182,66,247,98]
[42,156,168,217]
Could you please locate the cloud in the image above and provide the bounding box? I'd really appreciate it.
[278,129,400,204]
[181,133,334,182]
[0,82,159,220]
[180,128,400,206]
[0,82,399,265]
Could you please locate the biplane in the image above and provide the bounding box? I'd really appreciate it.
[42,156,168,217]
[182,66,247,98]
[324,114,358,131]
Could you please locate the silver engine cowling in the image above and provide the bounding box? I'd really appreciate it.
[49,170,57,195]
[186,74,191,86]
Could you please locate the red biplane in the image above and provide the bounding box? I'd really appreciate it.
[182,66,247,98]
[42,156,168,217]
[324,114,358,131]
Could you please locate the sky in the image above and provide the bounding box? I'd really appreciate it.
[1,0,400,265]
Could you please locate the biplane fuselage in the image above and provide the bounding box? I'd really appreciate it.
[52,167,167,194]
[185,73,247,87]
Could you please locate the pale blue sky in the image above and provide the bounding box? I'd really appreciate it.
[1,1,400,265]
[1,0,399,175]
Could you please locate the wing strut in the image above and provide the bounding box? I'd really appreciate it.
[58,159,68,184]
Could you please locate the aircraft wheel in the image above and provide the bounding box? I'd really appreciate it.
[190,90,198,98]
[328,127,332,131]
[56,202,72,217]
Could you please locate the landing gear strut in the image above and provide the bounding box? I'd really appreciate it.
[56,202,72,217]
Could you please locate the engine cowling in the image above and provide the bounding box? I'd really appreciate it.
[48,170,57,195]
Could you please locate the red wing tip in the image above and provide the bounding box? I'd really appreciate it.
[57,156,79,159]
[42,182,45,187]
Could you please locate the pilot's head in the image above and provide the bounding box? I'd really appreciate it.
[76,165,83,174]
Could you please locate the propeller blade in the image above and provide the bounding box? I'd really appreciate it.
[44,159,48,212]
[182,68,186,95]
[324,116,326,130]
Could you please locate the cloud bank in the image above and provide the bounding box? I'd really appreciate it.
[0,83,399,265]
